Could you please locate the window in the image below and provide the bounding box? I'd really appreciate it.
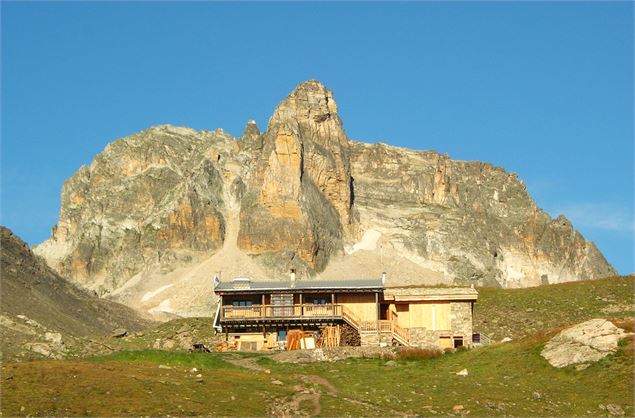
[232,300,253,307]
[311,298,327,305]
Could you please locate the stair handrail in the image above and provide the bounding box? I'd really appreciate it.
[389,317,411,345]
[341,305,360,330]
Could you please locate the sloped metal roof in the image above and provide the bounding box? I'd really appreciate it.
[214,278,384,292]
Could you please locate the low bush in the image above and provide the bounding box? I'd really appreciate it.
[611,318,634,333]
[397,347,442,360]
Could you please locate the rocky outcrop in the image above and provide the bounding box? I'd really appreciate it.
[35,126,231,292]
[237,80,355,274]
[541,319,630,368]
[34,80,616,313]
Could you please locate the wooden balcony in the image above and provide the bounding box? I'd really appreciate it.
[220,304,344,323]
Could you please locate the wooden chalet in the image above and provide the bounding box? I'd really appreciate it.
[213,273,478,351]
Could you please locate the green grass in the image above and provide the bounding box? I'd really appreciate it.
[3,331,633,417]
[89,349,236,370]
[3,277,633,417]
[474,276,634,340]
[291,333,633,416]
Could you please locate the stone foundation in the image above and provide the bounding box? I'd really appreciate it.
[360,332,380,347]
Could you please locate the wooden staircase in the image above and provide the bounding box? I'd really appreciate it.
[341,306,411,346]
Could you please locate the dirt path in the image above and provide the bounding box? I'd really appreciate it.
[269,376,327,417]
[226,357,407,416]
[268,372,408,417]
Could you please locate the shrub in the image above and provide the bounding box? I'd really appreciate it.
[397,347,442,360]
[610,318,634,333]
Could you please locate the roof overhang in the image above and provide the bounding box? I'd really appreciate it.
[383,294,478,302]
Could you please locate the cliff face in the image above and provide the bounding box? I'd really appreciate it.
[36,126,233,293]
[34,80,616,315]
[238,81,355,273]
[347,143,615,287]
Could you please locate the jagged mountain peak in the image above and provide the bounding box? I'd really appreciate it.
[268,80,341,131]
[241,119,261,140]
[34,83,616,318]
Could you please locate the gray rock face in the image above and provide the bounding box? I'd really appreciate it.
[36,126,231,292]
[541,319,630,368]
[349,143,616,287]
[34,80,616,305]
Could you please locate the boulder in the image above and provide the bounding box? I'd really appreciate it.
[541,319,630,368]
[111,328,128,338]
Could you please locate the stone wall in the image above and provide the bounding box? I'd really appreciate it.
[450,301,473,345]
[405,301,474,348]
[360,332,380,347]
[408,327,439,348]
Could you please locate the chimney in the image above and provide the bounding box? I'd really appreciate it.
[290,268,296,282]
[381,272,386,285]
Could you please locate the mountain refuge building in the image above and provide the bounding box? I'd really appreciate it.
[213,273,478,351]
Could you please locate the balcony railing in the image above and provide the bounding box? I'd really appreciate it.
[221,304,344,320]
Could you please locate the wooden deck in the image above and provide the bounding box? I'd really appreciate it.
[220,304,344,322]
[221,303,414,347]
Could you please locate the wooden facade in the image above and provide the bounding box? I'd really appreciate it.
[213,277,477,350]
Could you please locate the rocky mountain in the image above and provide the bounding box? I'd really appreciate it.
[34,80,616,317]
[1,227,152,359]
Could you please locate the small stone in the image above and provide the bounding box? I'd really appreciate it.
[264,369,271,374]
[456,368,468,376]
[385,360,397,367]
[190,368,198,373]
[196,374,202,378]
[532,391,542,400]
[44,332,63,345]
[526,308,534,312]
[20,406,25,412]
[501,337,512,343]
[452,405,464,412]
[606,404,624,416]
[158,365,171,370]
[271,380,283,385]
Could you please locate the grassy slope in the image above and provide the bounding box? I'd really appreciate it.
[2,331,633,416]
[2,276,633,417]
[474,276,634,340]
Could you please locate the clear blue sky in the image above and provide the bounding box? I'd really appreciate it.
[2,2,633,274]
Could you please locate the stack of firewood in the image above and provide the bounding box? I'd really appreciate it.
[340,323,361,346]
[214,340,238,352]
[317,325,341,348]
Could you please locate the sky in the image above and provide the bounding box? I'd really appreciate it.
[1,1,633,274]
